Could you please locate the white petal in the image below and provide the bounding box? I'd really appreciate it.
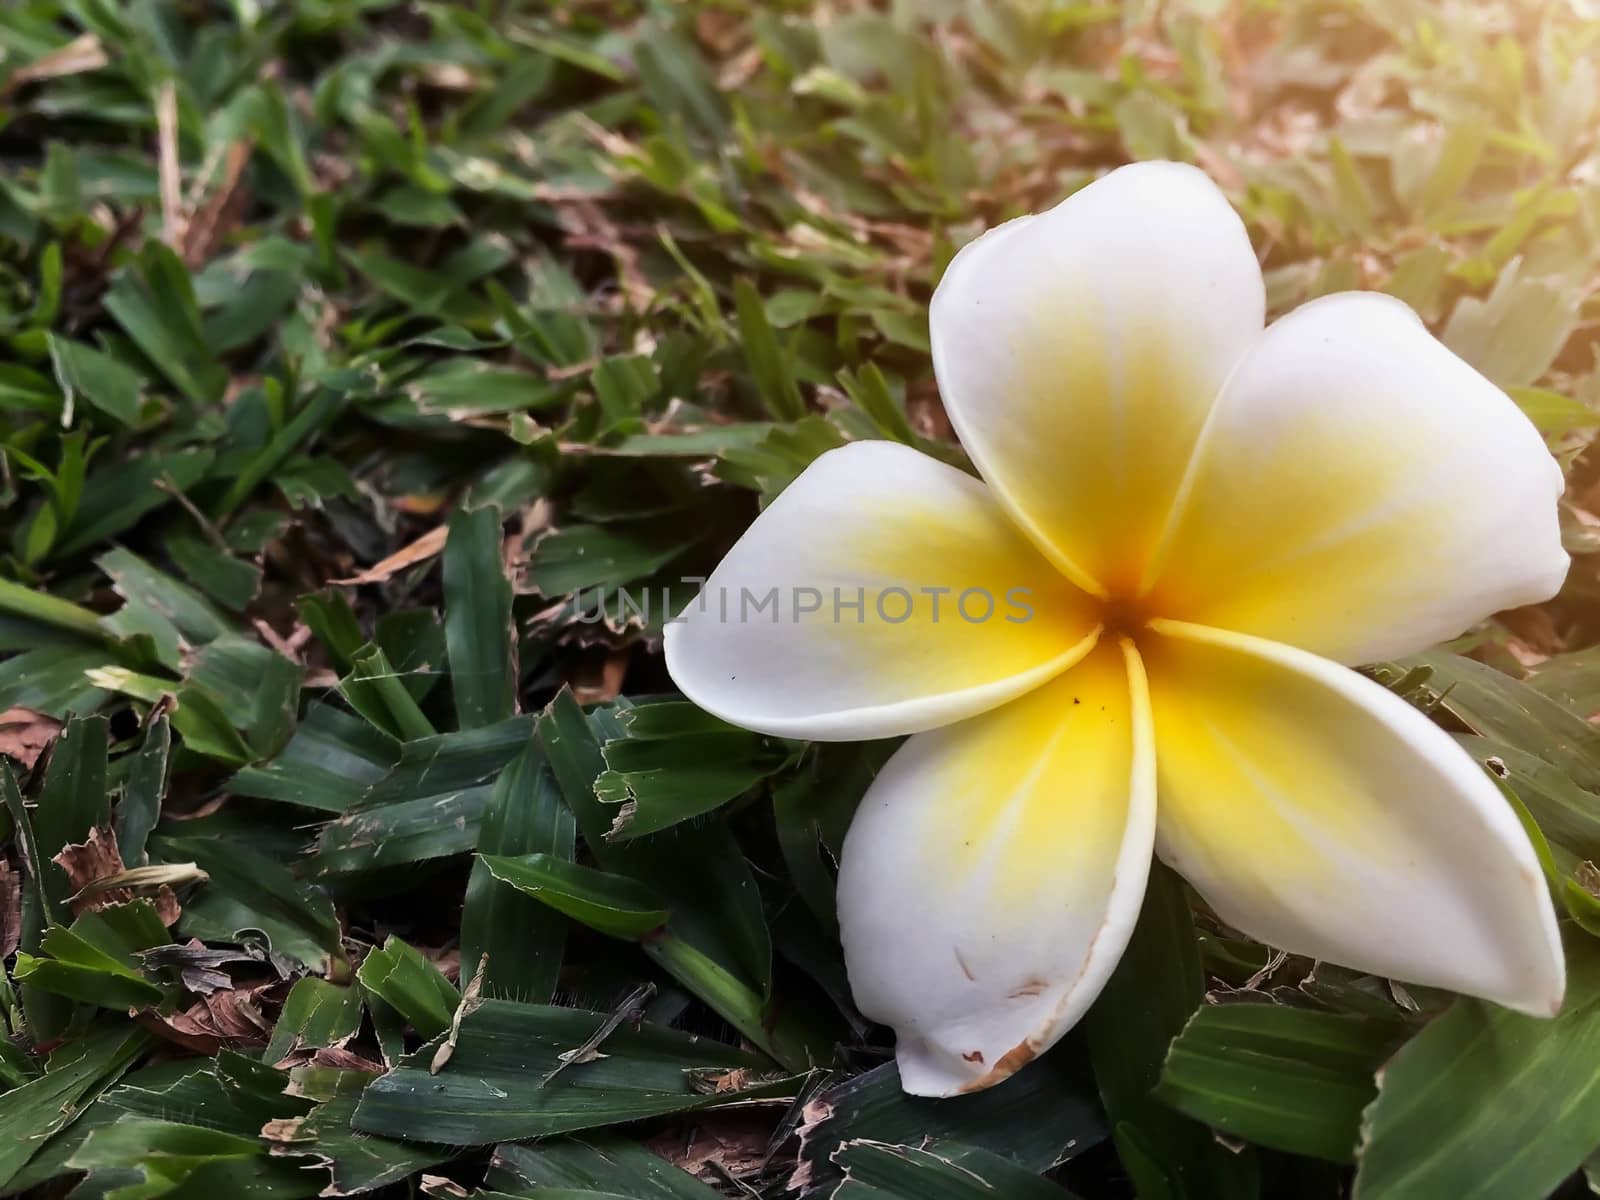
[1145,619,1564,1016]
[664,441,1101,741]
[838,641,1156,1096]
[930,161,1264,596]
[1146,291,1569,664]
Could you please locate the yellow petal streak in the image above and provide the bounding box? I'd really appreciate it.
[1143,626,1385,878]
[928,161,1266,599]
[985,305,1213,598]
[926,639,1143,901]
[830,488,1104,707]
[837,638,1157,1096]
[664,441,1104,741]
[1141,293,1568,664]
[1142,619,1563,1012]
[1146,400,1467,659]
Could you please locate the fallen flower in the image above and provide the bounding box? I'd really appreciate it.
[665,161,1568,1096]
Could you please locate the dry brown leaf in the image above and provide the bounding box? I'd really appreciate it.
[53,826,195,925]
[52,825,122,894]
[544,358,599,382]
[77,868,197,925]
[260,1116,308,1144]
[182,140,253,267]
[567,647,632,704]
[140,939,267,993]
[305,1044,385,1072]
[540,982,654,1087]
[0,34,108,98]
[252,617,305,661]
[1577,860,1600,899]
[204,980,279,1038]
[430,953,486,1075]
[0,863,20,960]
[332,524,449,585]
[786,1093,835,1193]
[0,707,63,770]
[139,978,278,1052]
[143,978,280,1052]
[390,493,450,516]
[156,79,183,248]
[419,62,479,90]
[137,1008,225,1055]
[649,1110,773,1183]
[908,376,952,441]
[1500,604,1565,664]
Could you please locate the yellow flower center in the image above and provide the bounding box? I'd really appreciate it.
[1092,589,1160,643]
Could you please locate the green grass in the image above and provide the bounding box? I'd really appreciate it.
[3,0,1600,1196]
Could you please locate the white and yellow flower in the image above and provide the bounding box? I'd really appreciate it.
[664,161,1569,1096]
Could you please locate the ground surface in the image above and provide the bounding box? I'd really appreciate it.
[4,1,1600,1197]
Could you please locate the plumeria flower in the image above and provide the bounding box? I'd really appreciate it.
[664,161,1569,1097]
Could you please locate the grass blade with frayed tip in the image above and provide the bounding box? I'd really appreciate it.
[831,1139,1073,1199]
[1356,938,1600,1200]
[85,667,256,766]
[539,693,772,987]
[228,703,399,814]
[259,1095,453,1194]
[536,691,824,1069]
[65,1114,322,1198]
[13,923,165,1009]
[264,979,363,1064]
[352,998,788,1145]
[350,716,534,813]
[0,1025,152,1191]
[1395,652,1600,791]
[1158,1005,1403,1162]
[487,1135,724,1199]
[339,643,437,743]
[46,333,143,426]
[357,935,459,1041]
[96,547,231,670]
[312,716,534,875]
[595,703,791,840]
[792,1049,1105,1193]
[479,852,669,940]
[296,591,365,674]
